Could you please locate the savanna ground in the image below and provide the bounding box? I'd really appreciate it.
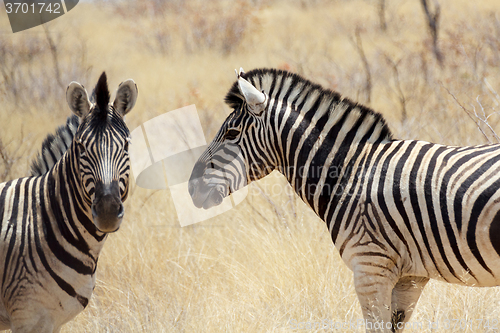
[1,0,500,331]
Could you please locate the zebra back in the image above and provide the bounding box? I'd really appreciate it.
[30,114,80,176]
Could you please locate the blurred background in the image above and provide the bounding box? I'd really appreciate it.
[0,0,499,331]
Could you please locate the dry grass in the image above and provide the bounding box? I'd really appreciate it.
[0,0,500,332]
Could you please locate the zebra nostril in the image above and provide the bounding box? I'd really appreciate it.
[91,204,97,218]
[188,179,196,197]
[117,204,124,218]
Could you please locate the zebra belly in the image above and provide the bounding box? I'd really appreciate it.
[333,185,500,288]
[338,215,500,288]
[429,210,500,287]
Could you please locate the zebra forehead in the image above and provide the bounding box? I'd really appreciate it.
[78,107,129,140]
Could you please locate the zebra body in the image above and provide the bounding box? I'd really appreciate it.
[331,140,500,287]
[189,68,500,332]
[0,72,138,333]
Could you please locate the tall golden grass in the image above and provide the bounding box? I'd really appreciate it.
[0,0,500,331]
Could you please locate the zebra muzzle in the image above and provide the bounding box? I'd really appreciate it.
[91,181,124,233]
[188,177,226,209]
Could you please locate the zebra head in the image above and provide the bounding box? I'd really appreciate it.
[189,68,273,209]
[66,72,138,232]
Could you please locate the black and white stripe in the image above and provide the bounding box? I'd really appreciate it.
[30,115,80,176]
[0,72,138,333]
[189,68,500,332]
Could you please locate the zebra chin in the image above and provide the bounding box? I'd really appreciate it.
[188,178,226,210]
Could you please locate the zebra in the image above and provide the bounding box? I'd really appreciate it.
[189,68,500,332]
[0,72,138,333]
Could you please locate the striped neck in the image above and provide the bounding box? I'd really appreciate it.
[42,140,106,265]
[238,69,393,214]
[273,93,393,182]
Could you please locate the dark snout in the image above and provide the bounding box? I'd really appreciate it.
[188,161,225,209]
[91,180,124,233]
[188,160,204,199]
[188,161,208,209]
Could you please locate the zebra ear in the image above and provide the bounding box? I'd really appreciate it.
[113,79,138,116]
[237,77,266,114]
[235,67,245,78]
[66,82,91,119]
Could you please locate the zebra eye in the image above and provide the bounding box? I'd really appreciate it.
[226,129,240,140]
[76,140,86,152]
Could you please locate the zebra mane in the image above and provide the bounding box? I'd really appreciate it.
[30,115,80,176]
[225,68,393,141]
[94,72,110,120]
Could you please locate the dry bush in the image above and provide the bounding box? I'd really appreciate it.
[0,30,92,111]
[0,134,28,182]
[109,0,259,55]
[0,28,92,180]
[289,3,500,146]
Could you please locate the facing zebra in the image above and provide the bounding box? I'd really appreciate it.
[0,72,138,333]
[189,68,500,333]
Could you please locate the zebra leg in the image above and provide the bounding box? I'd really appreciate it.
[353,270,395,333]
[390,276,429,332]
[11,321,59,333]
[10,312,59,333]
